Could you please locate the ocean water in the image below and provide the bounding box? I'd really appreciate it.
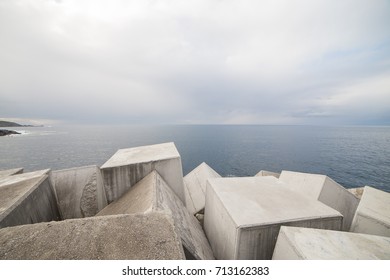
[1,125,389,192]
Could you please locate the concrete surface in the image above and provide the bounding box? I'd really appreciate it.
[0,213,185,260]
[51,166,108,220]
[184,162,221,215]
[350,186,390,237]
[204,176,342,260]
[101,142,185,204]
[272,226,390,259]
[0,169,50,186]
[97,170,214,260]
[279,170,359,231]
[0,171,60,229]
[348,187,364,199]
[0,168,23,178]
[255,170,280,178]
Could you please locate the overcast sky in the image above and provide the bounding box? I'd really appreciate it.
[1,0,389,125]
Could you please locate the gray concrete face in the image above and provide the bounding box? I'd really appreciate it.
[272,226,390,259]
[101,142,185,204]
[350,186,390,237]
[0,169,50,184]
[204,176,343,260]
[51,165,108,220]
[279,171,359,231]
[0,168,23,178]
[184,162,221,215]
[279,171,325,198]
[0,213,185,260]
[97,170,214,260]
[255,170,280,178]
[0,171,60,229]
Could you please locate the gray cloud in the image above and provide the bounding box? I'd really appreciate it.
[1,0,389,125]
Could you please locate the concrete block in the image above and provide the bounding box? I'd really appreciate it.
[0,168,23,178]
[51,165,108,220]
[348,187,364,199]
[350,186,390,237]
[101,142,185,204]
[272,226,390,259]
[0,170,60,229]
[0,213,185,259]
[279,171,359,231]
[0,169,50,184]
[204,176,342,260]
[97,170,214,260]
[255,170,280,178]
[184,162,221,215]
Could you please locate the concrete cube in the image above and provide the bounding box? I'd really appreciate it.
[184,162,221,215]
[279,171,359,231]
[51,165,108,220]
[101,142,185,204]
[0,169,50,182]
[0,213,185,259]
[204,176,343,260]
[350,186,390,237]
[97,170,214,260]
[0,170,60,229]
[272,226,390,259]
[0,168,23,179]
[255,170,280,178]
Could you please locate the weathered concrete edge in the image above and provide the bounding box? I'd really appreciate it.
[0,175,48,221]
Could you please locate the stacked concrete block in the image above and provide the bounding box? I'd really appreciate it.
[97,170,214,260]
[350,186,390,237]
[272,226,390,259]
[184,162,221,215]
[101,142,185,204]
[0,170,60,229]
[1,169,50,182]
[204,176,342,260]
[255,170,280,178]
[51,165,108,220]
[279,171,359,231]
[0,168,23,179]
[0,213,185,259]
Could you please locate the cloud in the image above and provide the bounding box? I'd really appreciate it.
[0,0,389,125]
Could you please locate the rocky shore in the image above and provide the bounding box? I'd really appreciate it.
[0,129,20,136]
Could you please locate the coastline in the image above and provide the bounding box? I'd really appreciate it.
[0,129,20,136]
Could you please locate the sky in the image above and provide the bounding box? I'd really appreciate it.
[0,0,389,125]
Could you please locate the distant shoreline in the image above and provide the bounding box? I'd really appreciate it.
[0,129,21,136]
[0,120,43,136]
[0,120,43,128]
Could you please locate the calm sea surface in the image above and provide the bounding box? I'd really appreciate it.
[1,125,389,192]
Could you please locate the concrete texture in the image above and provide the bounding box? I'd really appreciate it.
[0,169,50,185]
[97,170,214,260]
[255,170,280,178]
[348,187,364,199]
[272,226,390,259]
[350,186,390,237]
[0,170,60,229]
[51,165,108,220]
[101,142,185,204]
[204,176,342,260]
[0,168,23,178]
[184,162,221,215]
[0,213,185,260]
[279,170,359,231]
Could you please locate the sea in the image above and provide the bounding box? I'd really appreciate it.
[1,125,389,192]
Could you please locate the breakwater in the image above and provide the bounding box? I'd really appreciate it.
[0,142,389,259]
